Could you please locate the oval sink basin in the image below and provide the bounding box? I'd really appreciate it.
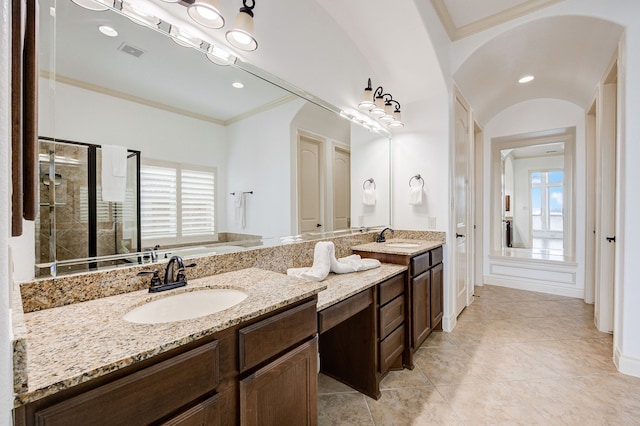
[123,289,248,324]
[386,242,421,249]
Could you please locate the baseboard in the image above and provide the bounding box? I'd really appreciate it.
[483,275,584,298]
[615,348,640,378]
[442,311,457,332]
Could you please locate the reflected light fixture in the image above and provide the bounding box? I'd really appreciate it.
[98,25,118,37]
[121,1,160,27]
[357,78,404,129]
[519,75,535,84]
[205,45,237,66]
[226,0,258,51]
[70,0,114,11]
[232,82,244,89]
[169,25,202,48]
[188,0,225,29]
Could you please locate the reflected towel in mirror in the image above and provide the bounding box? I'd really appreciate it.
[409,186,423,205]
[101,145,127,202]
[363,188,376,206]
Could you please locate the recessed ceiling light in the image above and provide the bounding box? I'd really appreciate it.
[98,25,118,37]
[519,75,535,84]
[232,82,244,89]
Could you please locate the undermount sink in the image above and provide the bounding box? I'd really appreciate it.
[385,242,421,249]
[123,288,248,324]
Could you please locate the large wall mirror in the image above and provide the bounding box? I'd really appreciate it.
[34,0,391,276]
[491,128,575,260]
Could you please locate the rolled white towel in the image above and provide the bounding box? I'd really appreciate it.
[287,241,333,281]
[332,254,381,274]
[362,188,376,206]
[409,186,423,205]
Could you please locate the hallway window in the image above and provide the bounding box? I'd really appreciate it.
[531,170,563,237]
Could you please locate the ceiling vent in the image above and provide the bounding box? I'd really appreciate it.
[118,42,146,58]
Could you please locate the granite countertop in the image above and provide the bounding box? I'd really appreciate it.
[351,238,444,256]
[14,268,326,406]
[316,263,408,311]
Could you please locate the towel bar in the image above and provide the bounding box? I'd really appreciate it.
[409,174,424,188]
[363,178,376,190]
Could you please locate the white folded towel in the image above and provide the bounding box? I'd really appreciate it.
[235,192,246,229]
[409,186,423,205]
[362,188,376,206]
[101,145,127,202]
[287,241,381,281]
[331,254,381,274]
[287,241,333,282]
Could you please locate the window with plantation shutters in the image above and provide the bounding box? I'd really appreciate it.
[140,160,216,244]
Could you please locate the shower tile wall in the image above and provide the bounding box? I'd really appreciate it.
[37,142,90,272]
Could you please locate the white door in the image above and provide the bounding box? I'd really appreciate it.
[595,74,617,333]
[298,136,322,233]
[454,96,472,317]
[332,146,350,230]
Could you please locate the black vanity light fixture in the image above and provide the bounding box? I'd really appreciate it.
[357,78,404,129]
[225,0,258,51]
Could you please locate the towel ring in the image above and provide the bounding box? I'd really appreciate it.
[409,174,424,188]
[363,178,376,190]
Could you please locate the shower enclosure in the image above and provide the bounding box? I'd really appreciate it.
[36,137,141,276]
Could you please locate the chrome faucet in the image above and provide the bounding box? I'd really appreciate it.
[376,227,394,243]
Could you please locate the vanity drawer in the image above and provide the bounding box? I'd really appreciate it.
[34,341,219,426]
[411,252,431,276]
[318,289,373,334]
[431,246,443,265]
[379,325,404,373]
[378,273,405,306]
[239,299,317,372]
[379,295,404,339]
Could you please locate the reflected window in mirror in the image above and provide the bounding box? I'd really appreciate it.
[491,128,575,261]
[141,159,217,247]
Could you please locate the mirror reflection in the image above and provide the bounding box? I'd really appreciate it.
[35,0,390,276]
[501,142,565,256]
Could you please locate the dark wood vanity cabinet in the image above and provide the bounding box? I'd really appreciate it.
[15,297,318,426]
[317,272,406,400]
[353,245,444,366]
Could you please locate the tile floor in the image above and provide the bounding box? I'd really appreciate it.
[318,285,640,425]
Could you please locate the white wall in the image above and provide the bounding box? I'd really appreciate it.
[1,0,13,421]
[392,95,451,233]
[225,99,305,238]
[350,127,390,228]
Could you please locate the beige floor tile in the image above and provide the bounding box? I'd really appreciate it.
[380,367,432,389]
[318,393,373,426]
[437,381,549,425]
[318,373,359,394]
[367,386,463,426]
[318,284,640,425]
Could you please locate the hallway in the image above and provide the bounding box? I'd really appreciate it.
[318,285,640,425]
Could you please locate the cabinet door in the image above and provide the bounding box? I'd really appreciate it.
[160,394,220,426]
[411,271,431,349]
[240,337,318,426]
[430,263,444,329]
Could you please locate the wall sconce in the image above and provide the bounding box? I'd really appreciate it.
[226,0,258,51]
[188,0,225,29]
[357,78,404,129]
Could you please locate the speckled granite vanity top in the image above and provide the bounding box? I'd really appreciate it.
[351,238,444,256]
[14,268,325,405]
[316,264,407,311]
